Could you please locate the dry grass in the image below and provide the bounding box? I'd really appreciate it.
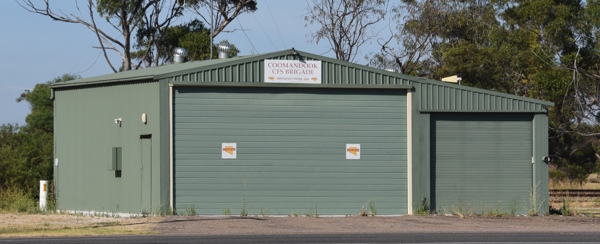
[0,213,159,237]
[548,175,600,216]
[549,174,600,190]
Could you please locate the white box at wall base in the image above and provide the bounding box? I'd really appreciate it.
[39,180,48,211]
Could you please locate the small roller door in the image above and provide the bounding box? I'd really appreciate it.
[173,87,407,215]
[431,113,533,213]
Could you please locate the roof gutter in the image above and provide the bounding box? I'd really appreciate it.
[169,81,412,90]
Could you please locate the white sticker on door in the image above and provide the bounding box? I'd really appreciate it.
[346,144,360,160]
[222,143,237,159]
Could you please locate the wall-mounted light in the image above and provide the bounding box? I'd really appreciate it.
[141,113,147,124]
[114,118,122,127]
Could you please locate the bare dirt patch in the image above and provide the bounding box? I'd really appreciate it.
[153,215,600,236]
[2,214,600,238]
[0,213,160,237]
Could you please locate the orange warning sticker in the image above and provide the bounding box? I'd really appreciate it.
[223,146,236,155]
[222,143,237,159]
[347,147,360,156]
[346,144,360,160]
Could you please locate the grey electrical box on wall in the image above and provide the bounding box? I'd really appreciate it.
[110,147,122,171]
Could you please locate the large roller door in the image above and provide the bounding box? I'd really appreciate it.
[431,113,533,213]
[173,87,407,215]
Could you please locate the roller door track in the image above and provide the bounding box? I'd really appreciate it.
[431,113,533,214]
[173,87,407,215]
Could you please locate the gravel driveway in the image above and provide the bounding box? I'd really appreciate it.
[153,215,600,236]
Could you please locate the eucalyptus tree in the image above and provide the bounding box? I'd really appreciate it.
[372,0,600,182]
[305,0,388,62]
[185,0,257,38]
[0,74,79,195]
[20,0,185,72]
[134,19,239,64]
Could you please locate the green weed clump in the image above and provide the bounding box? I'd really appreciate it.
[414,197,430,216]
[184,205,196,216]
[260,207,270,217]
[154,205,175,216]
[306,203,318,218]
[223,208,232,216]
[368,200,377,216]
[0,188,37,213]
[561,198,573,216]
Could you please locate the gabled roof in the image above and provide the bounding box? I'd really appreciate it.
[53,49,553,110]
[53,49,415,88]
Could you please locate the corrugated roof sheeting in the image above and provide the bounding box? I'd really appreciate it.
[414,80,551,112]
[168,53,411,86]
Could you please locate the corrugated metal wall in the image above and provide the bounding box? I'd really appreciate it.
[51,49,552,215]
[54,81,161,213]
[414,81,548,112]
[173,87,408,215]
[431,113,533,214]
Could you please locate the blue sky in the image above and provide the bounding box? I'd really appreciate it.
[0,1,391,125]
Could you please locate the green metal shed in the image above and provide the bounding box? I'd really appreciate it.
[51,49,552,216]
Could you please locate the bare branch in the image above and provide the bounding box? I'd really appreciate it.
[305,0,387,62]
[190,0,257,38]
[88,0,117,73]
[20,0,186,71]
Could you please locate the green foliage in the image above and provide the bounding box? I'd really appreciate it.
[0,74,78,198]
[415,197,430,216]
[368,200,377,216]
[155,205,174,216]
[288,211,300,217]
[311,202,319,218]
[551,131,600,184]
[0,188,37,213]
[184,204,196,216]
[561,198,573,216]
[260,207,270,217]
[377,0,600,181]
[96,0,144,19]
[549,169,567,184]
[240,175,248,217]
[509,198,519,215]
[483,202,503,217]
[134,19,240,64]
[529,183,544,216]
[223,208,232,216]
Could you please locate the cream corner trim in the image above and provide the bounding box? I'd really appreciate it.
[407,90,413,215]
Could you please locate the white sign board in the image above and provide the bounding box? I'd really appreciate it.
[222,143,237,159]
[264,60,321,84]
[346,144,361,160]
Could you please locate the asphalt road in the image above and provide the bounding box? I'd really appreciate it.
[1,232,600,243]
